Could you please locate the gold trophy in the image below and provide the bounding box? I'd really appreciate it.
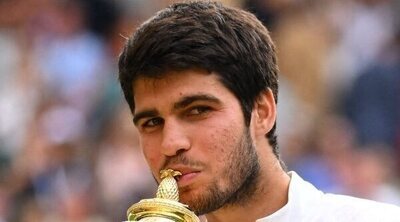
[126,169,200,222]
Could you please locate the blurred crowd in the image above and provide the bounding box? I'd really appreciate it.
[0,0,399,221]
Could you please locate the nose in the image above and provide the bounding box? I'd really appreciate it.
[160,119,191,156]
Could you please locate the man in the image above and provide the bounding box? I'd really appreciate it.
[118,1,400,221]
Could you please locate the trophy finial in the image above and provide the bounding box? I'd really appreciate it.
[156,169,182,201]
[126,169,199,222]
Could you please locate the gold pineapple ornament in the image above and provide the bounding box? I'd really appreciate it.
[156,169,181,201]
[126,169,200,222]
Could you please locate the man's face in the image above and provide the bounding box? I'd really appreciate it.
[132,69,260,214]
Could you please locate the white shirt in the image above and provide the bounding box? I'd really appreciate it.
[257,172,400,222]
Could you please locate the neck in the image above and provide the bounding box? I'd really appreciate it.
[204,158,290,222]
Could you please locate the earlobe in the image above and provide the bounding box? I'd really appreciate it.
[253,89,277,136]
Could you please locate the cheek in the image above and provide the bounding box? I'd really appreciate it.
[205,125,241,163]
[141,137,162,172]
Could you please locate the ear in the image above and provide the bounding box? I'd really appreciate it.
[252,89,277,137]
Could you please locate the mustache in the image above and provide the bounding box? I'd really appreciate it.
[161,154,204,171]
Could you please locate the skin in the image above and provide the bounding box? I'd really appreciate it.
[132,69,290,222]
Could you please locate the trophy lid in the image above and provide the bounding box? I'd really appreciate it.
[127,169,200,222]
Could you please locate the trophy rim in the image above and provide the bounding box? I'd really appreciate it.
[127,198,200,222]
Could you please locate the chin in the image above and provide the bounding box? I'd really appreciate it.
[179,188,199,205]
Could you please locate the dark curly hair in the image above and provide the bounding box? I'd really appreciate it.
[118,1,281,159]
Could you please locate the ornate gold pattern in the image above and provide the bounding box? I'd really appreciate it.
[126,169,200,222]
[156,169,182,201]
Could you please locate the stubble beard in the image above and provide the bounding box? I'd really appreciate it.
[189,128,261,215]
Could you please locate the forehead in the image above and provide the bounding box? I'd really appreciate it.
[132,69,235,110]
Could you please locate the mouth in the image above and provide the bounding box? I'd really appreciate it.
[165,167,201,187]
[176,171,199,183]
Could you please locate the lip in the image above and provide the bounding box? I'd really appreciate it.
[164,166,201,187]
[177,171,200,187]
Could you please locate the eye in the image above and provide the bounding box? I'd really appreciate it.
[141,117,164,128]
[187,106,212,116]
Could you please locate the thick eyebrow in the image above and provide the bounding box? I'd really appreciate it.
[173,94,221,110]
[133,94,221,126]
